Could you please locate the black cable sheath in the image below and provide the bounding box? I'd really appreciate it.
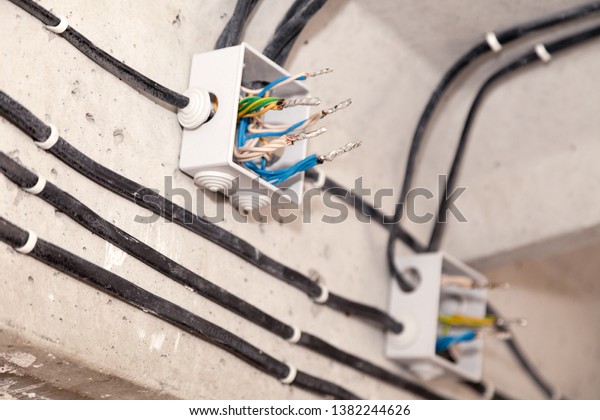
[0,151,447,400]
[263,0,328,66]
[6,0,576,398]
[0,216,358,400]
[428,24,600,251]
[387,1,600,290]
[387,42,489,289]
[7,0,400,330]
[304,170,427,253]
[277,0,313,30]
[267,0,312,66]
[424,25,600,399]
[486,304,556,399]
[239,0,593,399]
[317,27,600,397]
[311,20,600,400]
[0,90,402,334]
[462,380,513,400]
[421,24,600,397]
[215,0,261,49]
[298,333,445,400]
[0,152,290,339]
[8,0,190,109]
[426,57,534,252]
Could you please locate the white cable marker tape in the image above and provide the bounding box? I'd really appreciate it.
[36,124,59,150]
[486,32,503,53]
[45,16,69,34]
[311,167,326,189]
[313,284,329,304]
[23,175,47,195]
[280,363,297,385]
[15,230,38,255]
[535,44,552,63]
[286,326,302,344]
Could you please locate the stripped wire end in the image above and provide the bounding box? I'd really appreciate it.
[477,330,512,340]
[286,127,328,145]
[441,274,509,290]
[318,141,362,163]
[321,99,352,118]
[496,317,528,328]
[283,97,322,108]
[306,68,334,78]
[488,281,510,290]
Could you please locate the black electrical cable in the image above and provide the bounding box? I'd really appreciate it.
[233,0,595,398]
[387,1,600,291]
[5,0,572,399]
[8,0,190,109]
[304,173,546,401]
[0,216,358,400]
[304,170,427,254]
[428,24,600,252]
[269,0,425,254]
[283,3,600,254]
[311,20,600,398]
[215,0,262,49]
[303,177,514,401]
[486,304,557,399]
[296,333,446,399]
[263,0,328,66]
[0,151,446,400]
[424,25,600,399]
[6,1,401,330]
[462,381,513,400]
[244,0,594,400]
[277,0,315,30]
[264,0,311,66]
[0,91,402,334]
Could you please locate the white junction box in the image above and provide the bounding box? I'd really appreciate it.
[386,252,488,382]
[179,43,310,213]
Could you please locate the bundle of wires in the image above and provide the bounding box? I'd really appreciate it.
[0,150,446,399]
[263,0,329,65]
[387,1,600,289]
[436,330,478,354]
[10,0,592,400]
[436,314,498,353]
[290,3,600,399]
[0,89,404,334]
[439,314,496,329]
[0,216,358,400]
[235,71,359,185]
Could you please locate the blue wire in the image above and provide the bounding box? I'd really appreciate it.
[435,330,477,353]
[239,116,315,184]
[237,73,315,184]
[244,155,318,184]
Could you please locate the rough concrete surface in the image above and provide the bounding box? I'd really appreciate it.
[0,0,598,399]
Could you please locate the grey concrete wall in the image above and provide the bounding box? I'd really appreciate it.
[1,0,598,399]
